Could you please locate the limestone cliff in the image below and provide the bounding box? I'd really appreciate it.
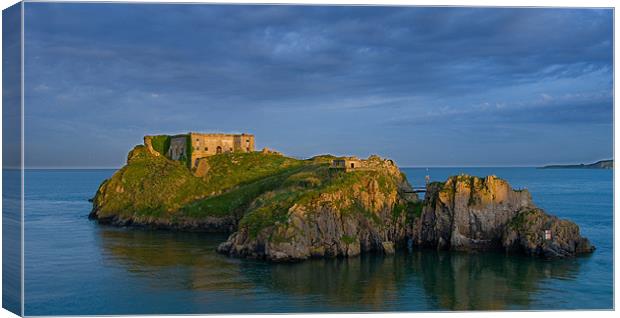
[217,163,419,261]
[91,137,594,261]
[90,138,420,256]
[413,175,594,257]
[502,208,595,257]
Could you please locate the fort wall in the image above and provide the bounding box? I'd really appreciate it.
[168,135,188,160]
[159,132,255,167]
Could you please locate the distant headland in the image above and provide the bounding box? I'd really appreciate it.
[88,132,595,261]
[540,159,613,169]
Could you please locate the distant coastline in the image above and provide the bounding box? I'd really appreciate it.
[540,160,613,169]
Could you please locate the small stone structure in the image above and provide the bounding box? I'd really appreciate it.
[331,155,396,172]
[331,157,363,172]
[167,132,255,167]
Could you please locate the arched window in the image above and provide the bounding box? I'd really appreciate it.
[216,146,222,154]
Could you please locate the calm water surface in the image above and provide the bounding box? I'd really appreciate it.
[23,168,613,315]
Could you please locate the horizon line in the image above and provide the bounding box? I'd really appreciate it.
[14,164,612,170]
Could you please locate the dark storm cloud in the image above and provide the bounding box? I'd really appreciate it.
[23,3,612,167]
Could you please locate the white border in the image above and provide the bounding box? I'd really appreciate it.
[0,1,617,318]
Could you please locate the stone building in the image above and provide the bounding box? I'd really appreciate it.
[167,132,255,167]
[331,155,396,172]
[331,157,364,172]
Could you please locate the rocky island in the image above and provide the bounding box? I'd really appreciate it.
[90,133,595,261]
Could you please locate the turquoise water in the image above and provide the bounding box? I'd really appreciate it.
[23,168,613,315]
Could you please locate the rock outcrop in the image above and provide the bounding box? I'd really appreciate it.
[88,142,302,231]
[217,156,420,261]
[412,175,594,257]
[90,136,594,261]
[90,137,422,259]
[502,207,595,257]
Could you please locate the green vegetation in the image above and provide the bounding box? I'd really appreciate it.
[94,146,209,219]
[200,152,302,193]
[507,208,539,232]
[307,154,339,164]
[181,166,305,218]
[149,135,171,156]
[238,190,303,238]
[93,143,410,239]
[341,235,357,245]
[393,200,424,223]
[428,181,445,188]
[409,201,424,218]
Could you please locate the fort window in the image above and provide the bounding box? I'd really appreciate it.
[204,147,208,151]
[229,148,233,152]
[350,163,355,168]
[216,146,222,154]
[246,147,250,152]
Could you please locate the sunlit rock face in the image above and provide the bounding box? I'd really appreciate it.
[92,137,593,261]
[413,175,594,258]
[217,160,420,262]
[414,175,532,250]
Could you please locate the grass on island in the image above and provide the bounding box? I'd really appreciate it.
[199,152,303,193]
[236,168,403,238]
[181,165,307,219]
[95,145,409,238]
[94,145,209,218]
[148,135,171,157]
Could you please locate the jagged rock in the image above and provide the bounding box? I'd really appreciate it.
[414,175,532,250]
[92,135,594,261]
[381,241,395,254]
[142,136,161,157]
[413,174,594,258]
[502,208,595,257]
[217,159,420,261]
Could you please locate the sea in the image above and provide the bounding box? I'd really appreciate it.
[16,167,613,315]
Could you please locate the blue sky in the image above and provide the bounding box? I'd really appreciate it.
[22,3,613,168]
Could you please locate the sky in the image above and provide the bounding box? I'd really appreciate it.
[21,3,613,168]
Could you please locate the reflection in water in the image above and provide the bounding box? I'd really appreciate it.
[245,255,411,310]
[98,228,582,312]
[98,228,256,293]
[411,251,581,310]
[24,169,610,315]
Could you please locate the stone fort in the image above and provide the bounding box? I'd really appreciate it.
[167,132,255,167]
